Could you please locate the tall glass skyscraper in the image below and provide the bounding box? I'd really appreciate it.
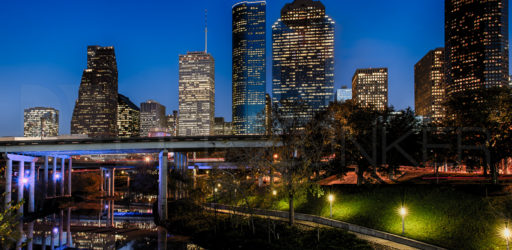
[232,1,267,135]
[272,0,335,125]
[71,46,118,138]
[445,0,509,95]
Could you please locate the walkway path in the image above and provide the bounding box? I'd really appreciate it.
[205,204,445,250]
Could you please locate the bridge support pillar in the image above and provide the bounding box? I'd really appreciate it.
[158,150,168,221]
[44,156,48,198]
[67,158,72,196]
[29,161,35,213]
[60,158,65,197]
[4,158,12,210]
[52,156,57,197]
[18,160,24,216]
[100,168,104,194]
[67,207,72,247]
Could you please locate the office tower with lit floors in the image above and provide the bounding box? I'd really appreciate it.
[178,52,215,136]
[445,0,509,95]
[117,94,140,138]
[415,48,446,123]
[232,0,267,135]
[352,68,388,111]
[140,100,167,137]
[272,0,335,125]
[71,46,118,138]
[24,107,59,137]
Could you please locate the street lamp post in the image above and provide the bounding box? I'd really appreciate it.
[504,227,511,250]
[400,207,407,235]
[328,194,334,218]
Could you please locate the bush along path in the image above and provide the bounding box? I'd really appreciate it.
[155,200,372,250]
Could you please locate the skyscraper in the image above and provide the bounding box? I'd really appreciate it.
[214,117,233,136]
[117,94,140,138]
[71,46,118,138]
[24,107,59,137]
[140,100,167,137]
[265,93,271,135]
[178,52,215,136]
[352,68,388,111]
[272,0,335,124]
[445,0,509,95]
[232,1,267,135]
[415,48,446,123]
[336,86,352,103]
[166,110,179,136]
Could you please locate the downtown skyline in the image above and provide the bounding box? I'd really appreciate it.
[0,0,506,136]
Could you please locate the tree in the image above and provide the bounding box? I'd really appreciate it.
[443,87,512,183]
[0,198,23,248]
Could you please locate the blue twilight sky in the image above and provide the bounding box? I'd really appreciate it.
[0,0,502,136]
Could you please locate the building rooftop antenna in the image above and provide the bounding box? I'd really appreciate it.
[205,9,208,53]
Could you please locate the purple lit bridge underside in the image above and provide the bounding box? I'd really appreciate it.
[0,136,279,221]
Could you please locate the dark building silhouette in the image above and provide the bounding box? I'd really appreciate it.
[415,48,446,123]
[445,0,509,95]
[272,0,335,125]
[71,46,118,138]
[117,94,140,138]
[232,1,267,135]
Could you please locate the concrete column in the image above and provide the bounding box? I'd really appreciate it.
[29,161,35,213]
[112,168,115,197]
[67,158,72,196]
[18,161,24,216]
[5,159,12,209]
[27,221,34,250]
[100,168,104,193]
[16,223,23,250]
[67,207,72,247]
[50,214,55,249]
[42,231,47,250]
[44,156,48,198]
[158,150,168,221]
[53,157,57,197]
[59,210,63,247]
[60,158,65,197]
[157,226,168,250]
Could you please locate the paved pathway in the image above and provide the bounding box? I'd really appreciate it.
[207,207,418,250]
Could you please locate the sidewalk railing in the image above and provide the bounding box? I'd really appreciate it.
[205,203,445,250]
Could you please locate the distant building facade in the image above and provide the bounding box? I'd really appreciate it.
[167,110,179,136]
[336,86,352,103]
[265,93,271,135]
[117,94,140,138]
[71,46,118,138]
[445,0,509,95]
[415,48,446,123]
[178,52,215,136]
[24,107,59,137]
[232,0,267,135]
[140,100,167,137]
[213,117,233,136]
[272,0,335,124]
[352,68,388,111]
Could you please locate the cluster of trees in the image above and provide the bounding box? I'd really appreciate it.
[224,86,512,225]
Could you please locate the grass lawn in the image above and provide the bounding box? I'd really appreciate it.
[246,185,511,250]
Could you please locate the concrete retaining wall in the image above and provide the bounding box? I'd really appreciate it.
[206,203,445,250]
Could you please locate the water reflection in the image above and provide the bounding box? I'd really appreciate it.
[20,200,203,249]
